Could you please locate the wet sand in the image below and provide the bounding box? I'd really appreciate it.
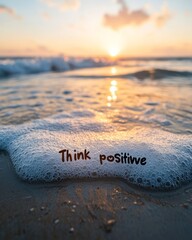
[0,151,192,240]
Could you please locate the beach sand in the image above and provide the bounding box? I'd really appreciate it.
[0,151,192,240]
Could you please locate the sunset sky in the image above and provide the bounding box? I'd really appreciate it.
[0,0,192,57]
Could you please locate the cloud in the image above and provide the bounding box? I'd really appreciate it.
[103,0,149,30]
[37,45,51,52]
[155,3,171,27]
[0,44,54,56]
[0,5,21,19]
[43,0,80,11]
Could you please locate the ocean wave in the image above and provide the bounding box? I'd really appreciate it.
[131,69,192,80]
[67,68,192,80]
[0,57,111,77]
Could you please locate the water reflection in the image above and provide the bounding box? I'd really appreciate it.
[107,80,118,107]
[111,67,117,75]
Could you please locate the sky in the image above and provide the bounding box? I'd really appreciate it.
[0,0,192,57]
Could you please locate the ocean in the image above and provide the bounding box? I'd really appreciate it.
[0,56,191,189]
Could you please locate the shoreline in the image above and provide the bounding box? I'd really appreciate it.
[1,151,192,240]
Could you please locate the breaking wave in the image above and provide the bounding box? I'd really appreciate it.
[0,56,112,77]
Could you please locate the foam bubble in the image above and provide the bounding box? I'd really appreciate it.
[0,110,191,190]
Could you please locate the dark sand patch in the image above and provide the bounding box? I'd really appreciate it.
[0,151,192,240]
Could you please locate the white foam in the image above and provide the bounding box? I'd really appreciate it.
[0,110,191,190]
[0,57,111,76]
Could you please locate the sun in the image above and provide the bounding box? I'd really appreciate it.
[108,47,120,58]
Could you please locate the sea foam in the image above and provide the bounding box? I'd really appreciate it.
[0,57,111,77]
[0,110,191,190]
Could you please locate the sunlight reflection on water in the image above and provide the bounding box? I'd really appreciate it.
[0,63,191,134]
